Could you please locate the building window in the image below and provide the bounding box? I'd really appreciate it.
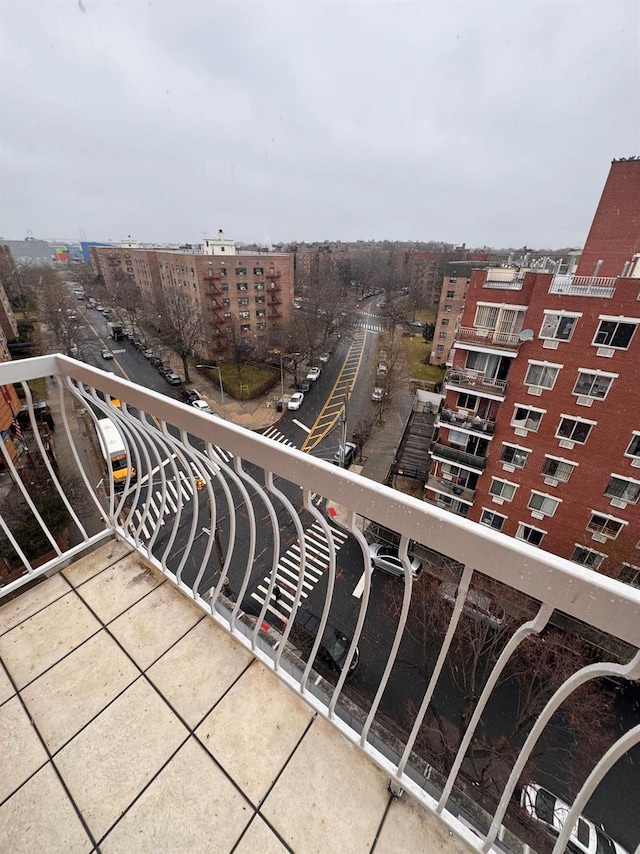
[619,563,640,588]
[571,546,605,571]
[237,283,248,291]
[223,312,232,320]
[474,305,499,329]
[444,304,452,312]
[255,282,265,290]
[593,319,638,349]
[500,444,530,469]
[480,509,506,531]
[220,268,227,277]
[254,267,264,276]
[255,295,265,304]
[256,310,266,318]
[586,513,626,540]
[256,322,267,330]
[539,312,579,342]
[489,478,517,502]
[524,362,560,390]
[446,290,455,298]
[222,298,230,308]
[220,283,229,292]
[438,332,447,339]
[604,475,640,504]
[239,311,250,320]
[511,405,544,433]
[441,319,449,327]
[556,417,594,445]
[573,370,615,400]
[625,433,640,460]
[238,297,249,306]
[240,323,251,332]
[235,267,247,276]
[516,524,546,547]
[449,277,458,284]
[528,491,560,517]
[541,456,576,483]
[456,393,479,410]
[436,345,444,351]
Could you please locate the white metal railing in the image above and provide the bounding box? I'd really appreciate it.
[1,355,639,854]
[425,474,475,503]
[445,368,507,395]
[456,326,521,349]
[483,270,524,289]
[549,274,617,298]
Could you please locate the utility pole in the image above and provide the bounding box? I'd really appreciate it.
[339,393,349,467]
[196,365,227,420]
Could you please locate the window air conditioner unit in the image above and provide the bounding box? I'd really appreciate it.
[492,496,504,505]
[611,498,627,509]
[591,533,608,544]
[543,340,559,350]
[544,477,559,487]
[527,386,543,396]
[502,464,516,473]
[596,347,614,358]
[531,511,545,521]
[576,396,593,406]
[514,427,528,437]
[632,458,640,468]
[558,439,574,450]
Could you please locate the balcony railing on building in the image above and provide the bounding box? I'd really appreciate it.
[445,367,507,397]
[431,441,486,471]
[455,326,521,349]
[1,354,639,854]
[425,474,476,503]
[438,408,496,435]
[482,269,524,290]
[549,274,617,298]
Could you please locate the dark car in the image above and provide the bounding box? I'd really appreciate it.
[291,607,359,678]
[157,364,172,377]
[165,371,182,386]
[181,389,200,404]
[298,379,312,393]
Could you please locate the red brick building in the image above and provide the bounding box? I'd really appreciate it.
[426,158,640,586]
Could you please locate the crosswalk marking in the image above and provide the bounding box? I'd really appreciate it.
[130,471,195,541]
[250,521,349,623]
[356,321,384,333]
[263,426,296,448]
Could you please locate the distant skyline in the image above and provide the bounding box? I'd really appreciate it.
[1,2,638,248]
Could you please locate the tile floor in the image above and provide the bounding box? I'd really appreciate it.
[0,540,472,853]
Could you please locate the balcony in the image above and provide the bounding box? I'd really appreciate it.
[549,274,617,298]
[445,368,507,399]
[482,270,524,290]
[425,474,476,503]
[456,326,521,350]
[438,408,496,436]
[430,442,486,471]
[1,355,639,854]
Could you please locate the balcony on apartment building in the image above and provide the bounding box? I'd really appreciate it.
[430,441,487,472]
[481,269,525,290]
[438,407,496,436]
[445,367,507,400]
[549,274,618,298]
[1,355,639,854]
[455,326,522,351]
[425,474,476,503]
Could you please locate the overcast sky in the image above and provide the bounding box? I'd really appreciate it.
[1,1,638,248]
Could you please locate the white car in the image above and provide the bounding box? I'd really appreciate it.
[438,582,505,629]
[368,543,422,580]
[306,366,321,381]
[372,387,385,402]
[287,392,304,411]
[191,399,213,414]
[101,349,114,360]
[318,352,330,363]
[520,783,629,854]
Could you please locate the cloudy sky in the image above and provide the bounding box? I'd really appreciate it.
[1,1,638,248]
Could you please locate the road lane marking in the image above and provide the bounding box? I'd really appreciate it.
[292,419,311,433]
[352,572,366,599]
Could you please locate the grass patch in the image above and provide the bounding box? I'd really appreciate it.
[403,335,445,385]
[14,377,48,403]
[217,363,279,399]
[412,308,437,324]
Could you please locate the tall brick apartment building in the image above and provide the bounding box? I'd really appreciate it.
[426,158,640,586]
[91,232,294,361]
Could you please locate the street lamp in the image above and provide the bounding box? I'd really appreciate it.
[196,364,227,420]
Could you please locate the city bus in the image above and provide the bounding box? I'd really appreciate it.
[96,417,136,489]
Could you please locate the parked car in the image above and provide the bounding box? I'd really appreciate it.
[95,304,104,312]
[181,389,200,404]
[291,607,359,678]
[157,365,172,377]
[101,349,114,360]
[149,356,163,368]
[371,387,385,402]
[377,362,388,376]
[191,399,213,414]
[287,392,304,411]
[306,366,321,381]
[318,352,330,363]
[332,442,357,468]
[164,372,182,386]
[438,581,505,629]
[520,783,629,854]
[368,543,422,580]
[298,379,312,393]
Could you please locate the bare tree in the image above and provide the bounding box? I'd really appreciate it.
[38,274,85,357]
[151,288,204,383]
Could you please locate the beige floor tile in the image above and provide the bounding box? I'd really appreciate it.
[147,618,253,727]
[101,737,252,853]
[0,763,93,852]
[76,555,164,624]
[376,792,474,854]
[21,630,140,754]
[55,677,188,841]
[109,582,203,670]
[196,662,313,805]
[0,572,70,636]
[0,664,14,705]
[262,716,389,854]
[62,539,134,587]
[0,592,101,689]
[235,815,289,853]
[0,695,49,801]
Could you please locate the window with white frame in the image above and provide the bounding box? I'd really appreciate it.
[624,433,640,460]
[480,509,506,531]
[539,312,579,342]
[500,444,530,468]
[556,417,594,444]
[489,478,517,501]
[586,513,627,539]
[573,370,616,400]
[474,304,499,329]
[604,475,640,504]
[528,491,561,517]
[516,523,546,547]
[593,318,638,350]
[524,361,560,390]
[541,456,576,483]
[512,405,544,433]
[571,546,606,570]
[239,311,250,320]
[619,563,640,588]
